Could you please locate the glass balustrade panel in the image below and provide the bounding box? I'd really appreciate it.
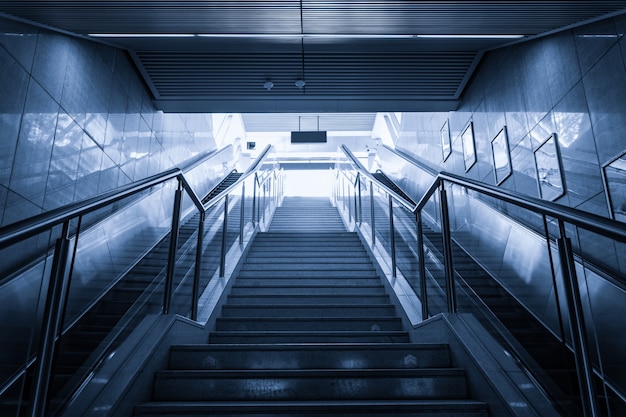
[0,228,59,417]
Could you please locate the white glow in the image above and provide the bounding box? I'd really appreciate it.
[283,170,333,197]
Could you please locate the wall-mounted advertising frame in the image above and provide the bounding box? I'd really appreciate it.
[533,134,564,201]
[602,150,626,222]
[491,126,512,185]
[440,119,452,162]
[461,121,476,172]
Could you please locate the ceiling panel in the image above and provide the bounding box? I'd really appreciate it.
[2,1,625,112]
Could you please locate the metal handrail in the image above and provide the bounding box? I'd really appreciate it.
[340,143,626,417]
[0,147,232,249]
[202,145,273,211]
[380,144,626,243]
[340,145,417,213]
[0,144,280,417]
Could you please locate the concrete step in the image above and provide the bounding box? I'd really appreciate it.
[226,294,390,305]
[243,257,370,264]
[236,270,379,278]
[215,317,404,331]
[169,343,451,370]
[229,286,387,296]
[246,250,368,258]
[208,331,410,344]
[152,368,468,401]
[220,304,397,318]
[135,399,489,416]
[240,262,374,271]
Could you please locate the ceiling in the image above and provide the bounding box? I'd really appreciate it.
[2,1,626,113]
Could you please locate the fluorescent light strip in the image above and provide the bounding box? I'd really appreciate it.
[89,33,524,40]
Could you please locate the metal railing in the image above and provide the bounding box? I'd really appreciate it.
[334,144,626,417]
[0,145,281,417]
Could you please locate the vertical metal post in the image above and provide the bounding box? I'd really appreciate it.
[252,176,257,227]
[164,180,183,314]
[439,185,456,313]
[416,211,428,320]
[262,182,267,224]
[220,194,229,277]
[353,179,358,224]
[389,194,397,278]
[29,221,72,417]
[370,181,376,244]
[357,175,362,225]
[557,220,598,417]
[239,182,245,245]
[348,180,353,224]
[191,210,205,321]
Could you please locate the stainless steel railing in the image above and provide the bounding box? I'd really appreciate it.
[0,144,282,417]
[335,144,626,417]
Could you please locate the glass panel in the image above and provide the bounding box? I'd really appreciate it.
[0,229,57,417]
[419,193,448,317]
[392,202,419,292]
[574,226,626,416]
[183,146,236,202]
[602,151,626,222]
[445,182,580,413]
[48,182,176,414]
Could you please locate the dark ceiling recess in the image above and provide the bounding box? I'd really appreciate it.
[2,1,626,113]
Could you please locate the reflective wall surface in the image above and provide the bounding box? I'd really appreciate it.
[0,16,218,228]
[393,14,626,224]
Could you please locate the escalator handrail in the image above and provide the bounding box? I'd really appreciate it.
[0,147,229,249]
[344,143,626,243]
[201,144,273,211]
[0,168,180,249]
[339,145,418,213]
[392,151,626,244]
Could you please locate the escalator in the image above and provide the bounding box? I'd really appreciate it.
[0,166,253,417]
[359,168,616,416]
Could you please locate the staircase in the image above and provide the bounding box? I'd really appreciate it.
[136,197,489,416]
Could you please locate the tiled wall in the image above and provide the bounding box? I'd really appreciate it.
[0,17,217,227]
[396,14,626,221]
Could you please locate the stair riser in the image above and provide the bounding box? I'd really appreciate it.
[169,345,451,370]
[153,371,468,401]
[209,332,410,344]
[221,305,397,318]
[135,403,488,417]
[215,318,403,331]
[241,264,374,271]
[226,295,390,305]
[236,271,380,279]
[230,287,387,296]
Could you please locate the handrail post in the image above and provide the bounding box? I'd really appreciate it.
[262,182,267,225]
[370,180,376,244]
[416,210,428,320]
[353,175,358,224]
[239,182,245,245]
[164,180,183,314]
[252,175,258,227]
[220,194,229,277]
[389,194,397,278]
[358,174,362,225]
[29,221,71,417]
[439,184,456,313]
[191,210,205,321]
[557,220,598,417]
